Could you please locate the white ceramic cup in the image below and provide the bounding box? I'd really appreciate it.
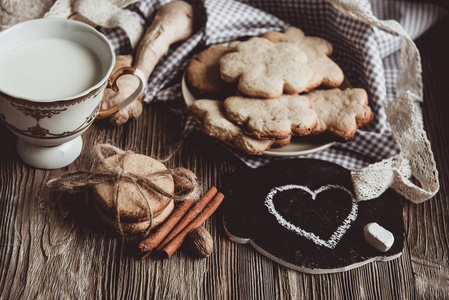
[0,19,146,169]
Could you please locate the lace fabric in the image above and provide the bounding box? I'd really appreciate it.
[329,0,439,202]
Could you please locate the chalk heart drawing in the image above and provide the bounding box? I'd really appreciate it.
[265,184,358,249]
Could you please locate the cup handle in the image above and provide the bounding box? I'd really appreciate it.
[96,67,146,120]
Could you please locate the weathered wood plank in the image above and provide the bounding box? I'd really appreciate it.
[408,15,449,300]
[0,14,448,300]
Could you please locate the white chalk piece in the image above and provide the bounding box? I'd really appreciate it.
[363,222,394,252]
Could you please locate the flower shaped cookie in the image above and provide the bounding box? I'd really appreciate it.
[190,99,290,155]
[308,88,373,141]
[223,94,318,139]
[220,37,314,98]
[261,27,344,90]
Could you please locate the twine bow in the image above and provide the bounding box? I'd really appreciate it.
[46,144,200,236]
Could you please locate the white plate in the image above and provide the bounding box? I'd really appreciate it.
[182,74,335,157]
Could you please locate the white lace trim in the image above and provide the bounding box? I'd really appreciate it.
[329,0,439,203]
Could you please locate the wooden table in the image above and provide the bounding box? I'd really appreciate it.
[1,15,448,300]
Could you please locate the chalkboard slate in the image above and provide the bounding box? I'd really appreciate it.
[221,159,404,274]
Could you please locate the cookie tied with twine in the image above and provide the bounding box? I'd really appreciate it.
[46,144,200,236]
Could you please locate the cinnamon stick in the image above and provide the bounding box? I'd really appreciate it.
[138,197,196,259]
[155,186,218,251]
[159,191,225,258]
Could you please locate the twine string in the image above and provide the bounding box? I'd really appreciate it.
[46,144,199,236]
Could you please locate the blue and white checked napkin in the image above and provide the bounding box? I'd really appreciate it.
[102,0,446,169]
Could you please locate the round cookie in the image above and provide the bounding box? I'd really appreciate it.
[94,199,175,235]
[186,45,237,99]
[93,153,174,223]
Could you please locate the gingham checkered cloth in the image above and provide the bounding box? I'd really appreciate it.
[102,0,446,169]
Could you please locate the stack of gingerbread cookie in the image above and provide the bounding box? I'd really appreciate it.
[93,152,176,236]
[186,27,374,155]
